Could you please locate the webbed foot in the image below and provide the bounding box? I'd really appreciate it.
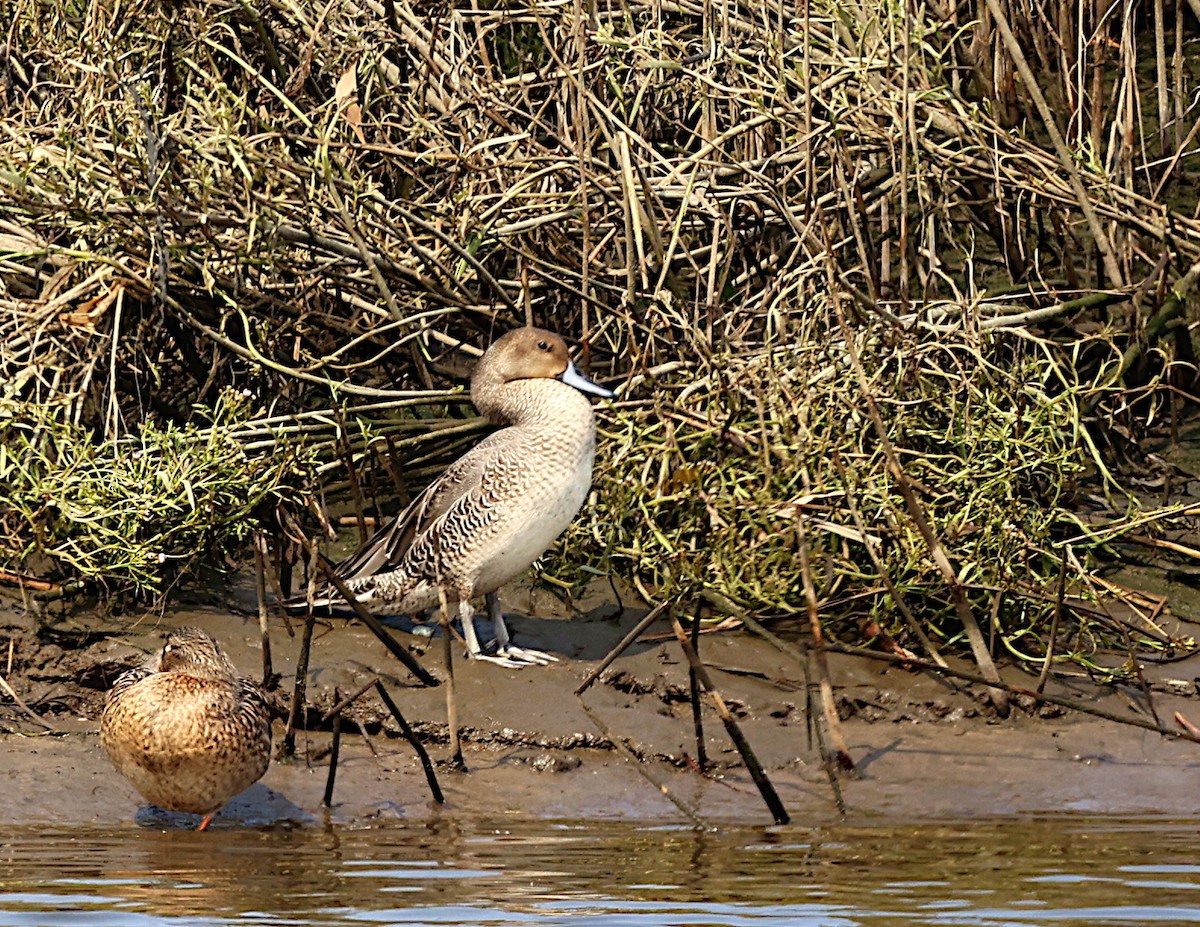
[494,644,559,666]
[466,642,558,668]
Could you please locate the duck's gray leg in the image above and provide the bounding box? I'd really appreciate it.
[456,596,526,668]
[457,598,486,658]
[486,592,509,650]
[485,592,558,666]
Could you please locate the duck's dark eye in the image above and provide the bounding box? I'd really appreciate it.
[537,340,550,351]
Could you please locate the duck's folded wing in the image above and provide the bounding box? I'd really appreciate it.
[336,437,500,581]
[285,432,507,607]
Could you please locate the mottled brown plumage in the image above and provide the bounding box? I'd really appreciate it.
[293,327,614,666]
[100,627,272,830]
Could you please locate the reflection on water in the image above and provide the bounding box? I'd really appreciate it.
[1,816,1200,926]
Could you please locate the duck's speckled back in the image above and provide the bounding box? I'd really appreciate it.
[100,628,272,818]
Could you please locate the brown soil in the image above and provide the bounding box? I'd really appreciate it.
[2,575,1199,829]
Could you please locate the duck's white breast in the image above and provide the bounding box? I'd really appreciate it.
[470,434,595,595]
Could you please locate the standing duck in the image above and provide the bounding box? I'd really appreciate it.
[100,627,272,830]
[297,326,614,666]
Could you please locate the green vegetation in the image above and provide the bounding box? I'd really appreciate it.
[0,390,304,594]
[557,325,1164,674]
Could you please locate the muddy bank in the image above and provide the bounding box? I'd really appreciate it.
[2,577,1200,829]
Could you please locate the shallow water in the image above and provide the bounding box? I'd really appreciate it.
[2,816,1200,926]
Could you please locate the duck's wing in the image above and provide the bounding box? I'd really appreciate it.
[233,675,274,753]
[290,430,509,605]
[102,648,165,710]
[102,663,156,711]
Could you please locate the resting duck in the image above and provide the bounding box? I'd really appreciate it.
[100,627,272,830]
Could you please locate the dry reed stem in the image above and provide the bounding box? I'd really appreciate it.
[796,517,855,774]
[373,680,445,805]
[669,614,790,825]
[253,531,275,687]
[577,700,706,827]
[316,558,440,687]
[323,699,342,807]
[437,586,464,771]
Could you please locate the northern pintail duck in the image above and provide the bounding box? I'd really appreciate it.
[301,326,614,666]
[100,627,272,830]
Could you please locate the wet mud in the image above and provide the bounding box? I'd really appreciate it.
[2,574,1200,830]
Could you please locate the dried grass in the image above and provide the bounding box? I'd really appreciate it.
[2,0,1199,670]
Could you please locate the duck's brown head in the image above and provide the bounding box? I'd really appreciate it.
[471,327,613,422]
[158,627,239,682]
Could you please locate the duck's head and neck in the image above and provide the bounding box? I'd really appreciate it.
[471,326,613,426]
[156,627,240,682]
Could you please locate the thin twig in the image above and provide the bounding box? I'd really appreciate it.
[253,531,274,687]
[688,601,708,771]
[578,700,706,828]
[796,517,855,773]
[282,609,317,758]
[316,556,440,687]
[323,695,342,807]
[320,676,382,722]
[700,589,845,816]
[574,601,673,696]
[1035,553,1068,695]
[374,680,445,804]
[0,672,57,733]
[669,615,790,825]
[437,587,464,770]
